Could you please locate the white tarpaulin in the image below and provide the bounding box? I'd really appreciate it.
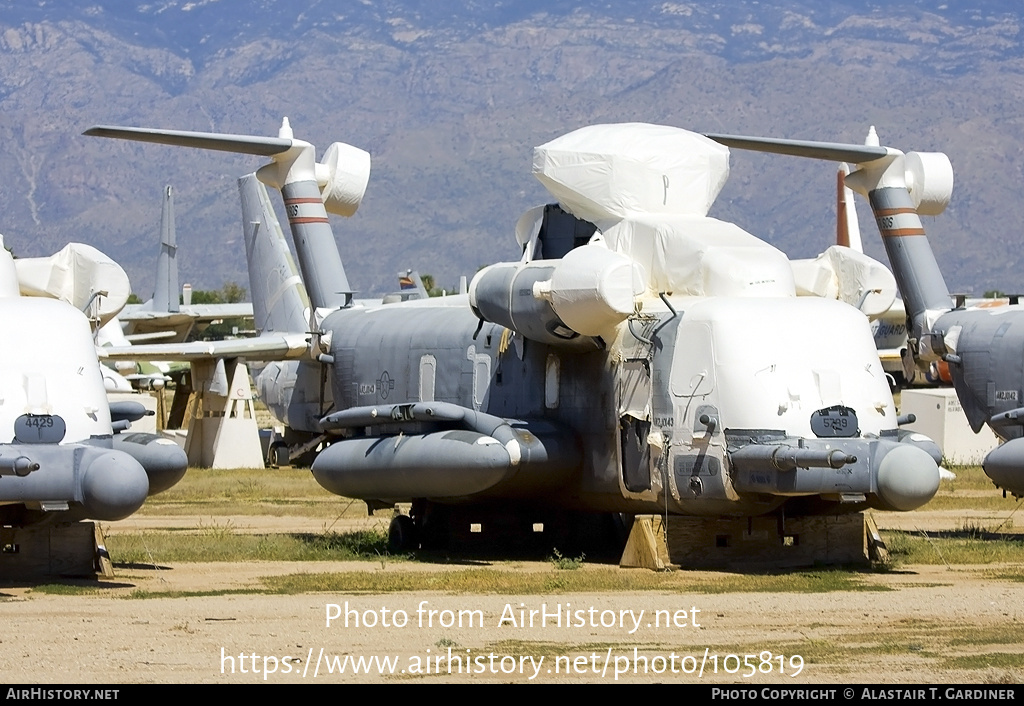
[542,243,645,336]
[604,214,796,298]
[15,243,130,325]
[533,123,730,228]
[790,245,897,318]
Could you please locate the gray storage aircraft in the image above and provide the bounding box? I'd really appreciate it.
[88,120,943,549]
[119,185,254,344]
[704,129,1024,499]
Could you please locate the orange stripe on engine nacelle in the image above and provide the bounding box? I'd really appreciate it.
[288,217,330,224]
[879,228,927,237]
[875,207,918,217]
[284,197,324,205]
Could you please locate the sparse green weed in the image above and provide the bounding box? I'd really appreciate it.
[549,548,585,570]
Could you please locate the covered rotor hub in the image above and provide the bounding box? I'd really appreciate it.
[728,436,939,511]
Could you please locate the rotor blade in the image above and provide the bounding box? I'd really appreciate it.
[84,125,292,157]
[703,133,890,164]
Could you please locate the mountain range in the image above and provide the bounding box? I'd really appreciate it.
[1,0,1022,297]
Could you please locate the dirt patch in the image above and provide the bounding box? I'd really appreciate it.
[2,509,1023,684]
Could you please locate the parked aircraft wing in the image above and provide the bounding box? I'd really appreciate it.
[120,302,254,321]
[98,332,309,362]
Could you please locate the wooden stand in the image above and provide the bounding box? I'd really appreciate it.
[621,513,873,570]
[0,522,113,579]
[620,515,673,570]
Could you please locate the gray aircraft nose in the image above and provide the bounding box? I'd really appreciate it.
[80,451,150,520]
[875,444,940,511]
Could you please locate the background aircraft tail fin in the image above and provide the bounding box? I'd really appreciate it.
[239,173,310,334]
[400,269,430,299]
[152,185,179,313]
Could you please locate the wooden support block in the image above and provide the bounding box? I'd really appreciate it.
[0,522,102,579]
[865,513,889,563]
[619,515,672,570]
[94,523,115,578]
[663,513,868,570]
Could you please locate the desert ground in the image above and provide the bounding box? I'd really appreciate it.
[2,468,1023,684]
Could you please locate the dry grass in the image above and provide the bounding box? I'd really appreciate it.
[940,464,1018,493]
[107,527,396,565]
[882,526,1024,565]
[261,568,887,595]
[137,467,361,517]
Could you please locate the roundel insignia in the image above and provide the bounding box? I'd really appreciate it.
[377,371,395,400]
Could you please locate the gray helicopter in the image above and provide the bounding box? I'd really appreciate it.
[0,238,187,531]
[87,120,942,549]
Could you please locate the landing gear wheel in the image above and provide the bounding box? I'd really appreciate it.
[267,442,289,468]
[388,514,418,552]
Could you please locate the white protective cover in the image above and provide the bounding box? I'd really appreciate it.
[0,235,21,298]
[515,205,545,261]
[318,141,372,217]
[790,245,897,318]
[542,244,645,336]
[904,152,954,216]
[606,214,796,297]
[15,243,130,326]
[0,297,112,443]
[533,123,730,228]
[532,123,798,298]
[672,297,896,437]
